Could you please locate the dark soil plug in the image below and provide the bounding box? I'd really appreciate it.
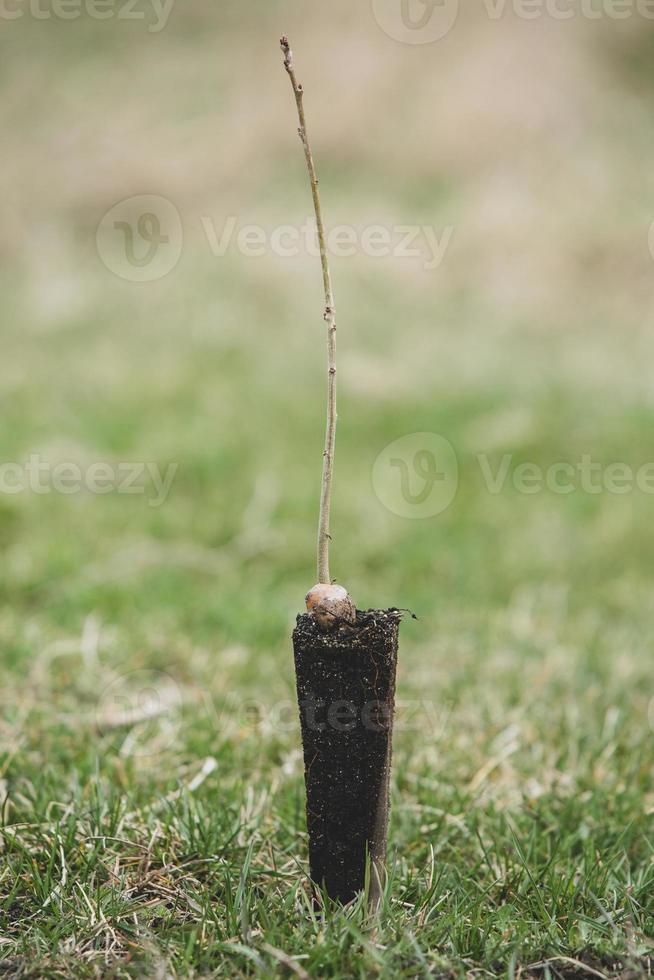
[293,608,402,906]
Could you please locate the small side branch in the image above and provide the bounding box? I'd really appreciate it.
[281,36,337,586]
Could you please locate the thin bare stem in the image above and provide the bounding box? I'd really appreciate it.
[280,36,336,586]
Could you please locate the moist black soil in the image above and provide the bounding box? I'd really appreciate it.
[293,608,402,904]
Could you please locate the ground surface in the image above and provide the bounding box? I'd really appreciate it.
[1,4,654,977]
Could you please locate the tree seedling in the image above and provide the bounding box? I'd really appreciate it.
[281,36,403,909]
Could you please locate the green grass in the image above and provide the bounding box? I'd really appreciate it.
[2,262,653,978]
[2,6,654,978]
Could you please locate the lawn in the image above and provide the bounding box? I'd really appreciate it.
[1,5,654,977]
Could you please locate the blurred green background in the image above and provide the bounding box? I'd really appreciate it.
[1,3,654,976]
